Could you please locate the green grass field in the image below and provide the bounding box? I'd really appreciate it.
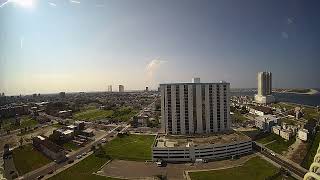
[256,133,296,154]
[303,107,320,120]
[1,116,38,131]
[74,109,113,121]
[111,107,139,121]
[103,134,155,161]
[189,156,284,180]
[279,118,298,125]
[49,154,120,180]
[12,144,52,175]
[272,102,295,111]
[231,111,248,123]
[73,107,139,122]
[302,131,320,168]
[62,142,80,151]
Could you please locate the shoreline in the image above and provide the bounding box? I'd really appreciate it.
[279,89,319,95]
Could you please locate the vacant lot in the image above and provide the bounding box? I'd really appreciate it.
[189,156,286,180]
[74,109,113,121]
[1,116,38,131]
[49,154,119,180]
[302,131,320,168]
[62,142,80,151]
[12,144,52,175]
[111,107,139,121]
[104,134,155,161]
[256,134,295,154]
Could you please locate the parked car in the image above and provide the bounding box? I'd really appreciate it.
[37,175,44,179]
[68,160,74,164]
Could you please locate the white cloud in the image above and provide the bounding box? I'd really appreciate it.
[48,2,56,7]
[145,59,167,85]
[70,0,80,4]
[281,32,289,39]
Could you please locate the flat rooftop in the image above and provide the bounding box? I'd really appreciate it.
[154,131,250,148]
[160,82,229,85]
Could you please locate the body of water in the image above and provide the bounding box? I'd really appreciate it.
[231,89,320,107]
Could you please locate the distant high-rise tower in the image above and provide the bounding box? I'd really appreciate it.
[145,87,149,91]
[119,85,124,92]
[255,72,274,104]
[59,92,66,98]
[107,85,112,92]
[192,77,201,83]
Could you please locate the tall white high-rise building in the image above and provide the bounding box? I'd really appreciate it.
[119,85,124,92]
[107,85,112,92]
[160,78,231,135]
[255,72,275,104]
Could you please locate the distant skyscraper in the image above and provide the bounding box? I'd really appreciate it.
[59,92,66,98]
[145,87,149,91]
[255,72,274,104]
[160,78,231,134]
[257,72,272,96]
[192,77,201,83]
[119,85,124,92]
[107,85,112,92]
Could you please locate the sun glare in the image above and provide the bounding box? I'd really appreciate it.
[13,0,35,9]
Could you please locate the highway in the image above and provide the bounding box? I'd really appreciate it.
[253,142,307,178]
[21,125,124,180]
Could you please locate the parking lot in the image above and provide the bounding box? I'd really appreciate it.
[96,154,256,180]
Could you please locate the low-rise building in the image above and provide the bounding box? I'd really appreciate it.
[82,128,94,137]
[58,110,72,119]
[272,125,281,135]
[33,136,66,162]
[298,129,308,141]
[52,129,74,141]
[279,129,293,140]
[152,132,252,162]
[248,106,272,116]
[74,121,85,131]
[255,115,278,132]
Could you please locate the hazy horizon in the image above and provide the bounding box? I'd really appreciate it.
[1,0,320,95]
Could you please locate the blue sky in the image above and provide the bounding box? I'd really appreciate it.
[0,0,319,95]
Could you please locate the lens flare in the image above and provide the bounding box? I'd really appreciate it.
[13,0,35,9]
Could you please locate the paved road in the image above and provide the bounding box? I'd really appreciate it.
[20,125,123,180]
[253,142,307,178]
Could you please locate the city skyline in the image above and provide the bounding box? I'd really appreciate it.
[1,0,320,95]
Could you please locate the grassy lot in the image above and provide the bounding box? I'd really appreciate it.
[302,131,320,168]
[62,142,80,151]
[12,144,52,175]
[1,116,38,131]
[111,107,139,121]
[49,154,120,180]
[272,102,295,111]
[303,107,319,120]
[74,109,113,121]
[103,134,155,161]
[240,129,261,139]
[279,118,298,125]
[231,111,248,123]
[256,133,296,154]
[189,156,279,180]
